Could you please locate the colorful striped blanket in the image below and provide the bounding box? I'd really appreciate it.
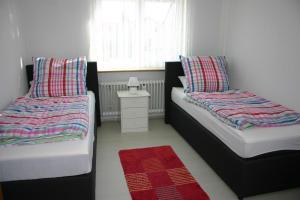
[0,95,89,145]
[185,90,300,130]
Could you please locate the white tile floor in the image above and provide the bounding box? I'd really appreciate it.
[96,119,300,200]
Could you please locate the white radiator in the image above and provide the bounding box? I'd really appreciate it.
[99,80,164,121]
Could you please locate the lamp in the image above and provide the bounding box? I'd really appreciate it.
[127,77,139,94]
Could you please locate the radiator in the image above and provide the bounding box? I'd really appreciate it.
[99,80,164,121]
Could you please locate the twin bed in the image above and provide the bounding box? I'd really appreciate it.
[1,62,100,200]
[165,61,300,199]
[1,59,300,200]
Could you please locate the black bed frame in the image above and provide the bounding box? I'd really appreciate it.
[2,62,101,200]
[165,62,300,199]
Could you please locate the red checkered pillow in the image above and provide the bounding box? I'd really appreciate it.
[30,57,87,97]
[180,56,229,93]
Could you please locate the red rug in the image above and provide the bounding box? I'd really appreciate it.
[119,146,210,200]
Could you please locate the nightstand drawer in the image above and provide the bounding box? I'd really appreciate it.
[121,97,148,108]
[122,107,147,118]
[122,117,148,130]
[117,90,150,133]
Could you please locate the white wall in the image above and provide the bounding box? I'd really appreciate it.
[0,0,27,110]
[0,0,224,109]
[189,0,223,56]
[15,0,223,83]
[223,0,300,111]
[18,0,92,65]
[98,71,164,82]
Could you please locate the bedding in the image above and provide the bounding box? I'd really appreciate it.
[30,56,87,98]
[166,62,300,198]
[0,94,89,146]
[185,90,300,130]
[180,56,229,93]
[0,91,95,182]
[172,87,300,158]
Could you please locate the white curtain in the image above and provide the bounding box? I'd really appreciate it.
[90,0,188,71]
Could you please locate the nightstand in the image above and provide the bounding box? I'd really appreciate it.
[117,90,150,133]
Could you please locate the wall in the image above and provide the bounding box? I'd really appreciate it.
[16,0,223,83]
[0,0,224,110]
[188,0,223,56]
[98,71,164,83]
[1,0,299,116]
[0,0,27,110]
[18,0,92,65]
[223,0,300,111]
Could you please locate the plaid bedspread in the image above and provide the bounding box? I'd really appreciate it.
[185,90,300,130]
[0,95,89,145]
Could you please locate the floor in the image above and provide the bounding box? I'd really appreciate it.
[96,119,300,200]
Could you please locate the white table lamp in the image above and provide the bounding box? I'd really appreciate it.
[127,77,139,94]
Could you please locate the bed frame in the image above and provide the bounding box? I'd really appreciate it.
[2,62,101,200]
[165,61,300,199]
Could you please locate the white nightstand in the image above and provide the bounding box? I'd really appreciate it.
[117,90,150,133]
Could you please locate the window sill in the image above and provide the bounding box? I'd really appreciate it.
[97,68,165,73]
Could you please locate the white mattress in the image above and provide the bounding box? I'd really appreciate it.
[0,91,95,182]
[171,87,300,158]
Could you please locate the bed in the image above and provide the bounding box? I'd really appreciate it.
[165,61,300,199]
[1,62,101,200]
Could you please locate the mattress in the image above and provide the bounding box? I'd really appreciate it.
[171,87,300,158]
[0,91,95,182]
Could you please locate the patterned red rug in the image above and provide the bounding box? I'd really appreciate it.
[119,145,210,200]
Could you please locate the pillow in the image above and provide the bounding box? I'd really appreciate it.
[178,76,188,91]
[180,55,229,93]
[30,56,87,97]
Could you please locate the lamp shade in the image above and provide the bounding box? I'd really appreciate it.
[127,77,139,87]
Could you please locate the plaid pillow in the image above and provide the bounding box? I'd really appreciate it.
[180,56,229,93]
[30,57,87,97]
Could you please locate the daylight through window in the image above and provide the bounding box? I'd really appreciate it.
[90,0,187,71]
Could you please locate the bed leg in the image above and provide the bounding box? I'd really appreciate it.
[238,196,243,200]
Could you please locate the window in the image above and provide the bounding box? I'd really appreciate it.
[90,0,187,71]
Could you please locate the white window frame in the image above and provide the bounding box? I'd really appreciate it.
[90,0,188,71]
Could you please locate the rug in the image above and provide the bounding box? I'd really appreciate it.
[119,145,210,200]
